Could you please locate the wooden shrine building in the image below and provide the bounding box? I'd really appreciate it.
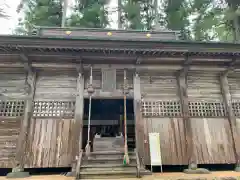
[0,27,239,178]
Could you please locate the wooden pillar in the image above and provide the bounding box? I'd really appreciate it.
[71,71,84,172]
[133,73,146,165]
[220,73,240,167]
[17,71,36,169]
[177,71,196,168]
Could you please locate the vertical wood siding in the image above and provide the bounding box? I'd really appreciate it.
[191,118,236,164]
[35,72,77,101]
[26,118,74,168]
[228,73,240,100]
[145,118,187,165]
[0,118,21,168]
[140,72,179,101]
[187,72,222,101]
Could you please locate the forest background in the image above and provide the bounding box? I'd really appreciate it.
[0,0,239,42]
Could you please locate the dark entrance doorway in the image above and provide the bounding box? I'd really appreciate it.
[82,98,135,150]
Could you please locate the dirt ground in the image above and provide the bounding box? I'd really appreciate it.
[0,172,240,180]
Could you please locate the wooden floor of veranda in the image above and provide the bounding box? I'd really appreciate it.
[0,172,240,180]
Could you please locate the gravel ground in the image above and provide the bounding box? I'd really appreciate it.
[0,171,239,180]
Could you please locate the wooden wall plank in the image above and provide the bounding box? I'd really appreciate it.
[35,71,77,101]
[191,118,236,164]
[0,73,26,92]
[0,118,21,168]
[187,72,222,101]
[146,117,187,165]
[26,118,74,168]
[140,72,179,100]
[228,73,240,100]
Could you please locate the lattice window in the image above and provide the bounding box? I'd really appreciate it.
[188,101,226,117]
[232,101,240,117]
[33,101,75,118]
[0,101,25,117]
[142,101,181,117]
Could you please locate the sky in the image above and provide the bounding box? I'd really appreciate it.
[0,0,21,35]
[0,0,118,35]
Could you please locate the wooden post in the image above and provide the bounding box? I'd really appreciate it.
[133,72,145,166]
[177,70,197,170]
[17,71,36,170]
[220,73,240,170]
[71,71,84,174]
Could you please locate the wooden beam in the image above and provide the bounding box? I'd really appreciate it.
[133,73,147,166]
[19,54,33,73]
[220,74,240,167]
[17,70,36,169]
[83,89,134,99]
[178,55,192,75]
[0,63,226,71]
[177,71,196,167]
[71,68,84,174]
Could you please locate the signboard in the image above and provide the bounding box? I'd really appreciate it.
[149,132,162,171]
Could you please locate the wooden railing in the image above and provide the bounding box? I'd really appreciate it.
[75,150,83,180]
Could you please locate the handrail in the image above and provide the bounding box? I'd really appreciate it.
[135,148,140,178]
[75,150,83,180]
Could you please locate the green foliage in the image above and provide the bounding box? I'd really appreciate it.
[15,0,240,42]
[69,0,109,28]
[16,0,62,34]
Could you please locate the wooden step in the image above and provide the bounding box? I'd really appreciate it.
[83,151,135,159]
[81,164,136,168]
[78,168,138,179]
[84,151,135,155]
[81,166,137,172]
[93,137,124,152]
[82,157,137,165]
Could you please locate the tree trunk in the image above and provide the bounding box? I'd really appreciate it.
[61,0,68,27]
[118,0,122,29]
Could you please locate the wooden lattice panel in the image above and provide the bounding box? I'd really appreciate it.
[0,101,25,117]
[232,101,240,117]
[33,101,75,118]
[188,101,226,117]
[142,101,181,117]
